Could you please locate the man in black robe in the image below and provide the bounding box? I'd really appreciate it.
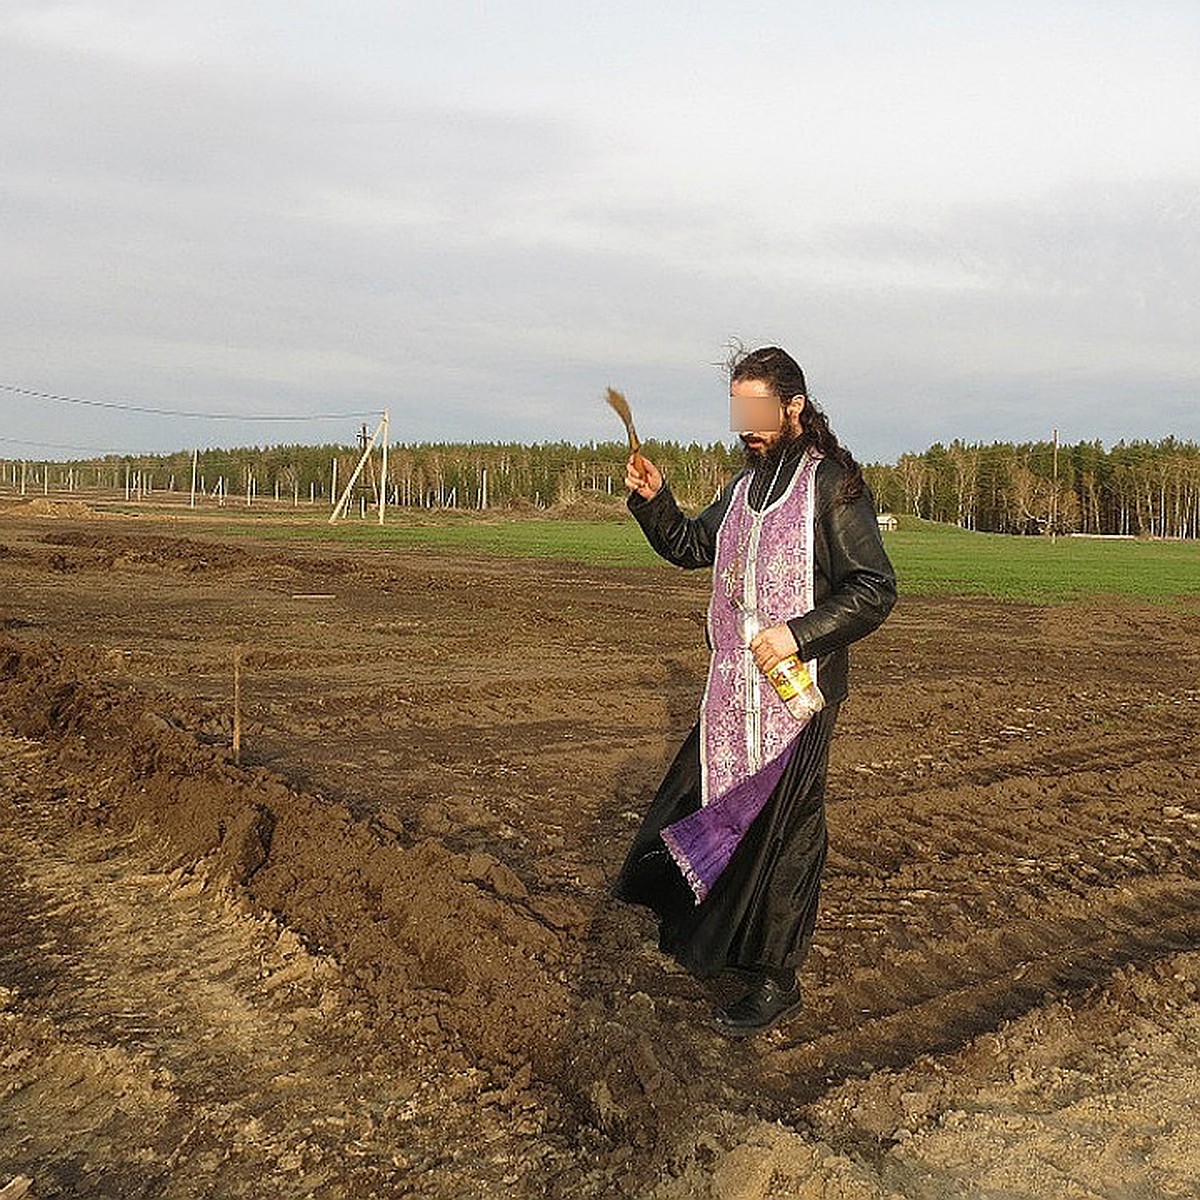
[613,346,896,1036]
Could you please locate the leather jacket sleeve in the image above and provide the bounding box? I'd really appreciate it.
[786,460,896,674]
[626,476,740,570]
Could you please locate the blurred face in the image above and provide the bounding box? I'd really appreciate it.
[731,378,804,460]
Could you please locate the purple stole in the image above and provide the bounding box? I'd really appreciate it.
[661,451,821,902]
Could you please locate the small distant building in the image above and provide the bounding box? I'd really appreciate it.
[877,512,899,532]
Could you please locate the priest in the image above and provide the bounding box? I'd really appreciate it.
[613,346,897,1036]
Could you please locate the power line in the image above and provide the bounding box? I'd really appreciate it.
[0,383,377,421]
[0,434,122,456]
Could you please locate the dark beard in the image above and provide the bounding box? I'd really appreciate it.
[741,426,802,472]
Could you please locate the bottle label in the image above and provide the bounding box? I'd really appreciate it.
[766,656,812,701]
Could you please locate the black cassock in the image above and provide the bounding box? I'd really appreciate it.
[613,447,896,980]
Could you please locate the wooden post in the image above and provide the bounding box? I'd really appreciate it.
[233,646,242,764]
[330,414,387,523]
[1051,428,1059,544]
[379,410,390,525]
[190,448,198,509]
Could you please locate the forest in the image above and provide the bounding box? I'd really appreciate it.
[867,437,1200,538]
[3,435,1198,539]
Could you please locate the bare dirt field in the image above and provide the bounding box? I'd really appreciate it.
[2,500,1199,1199]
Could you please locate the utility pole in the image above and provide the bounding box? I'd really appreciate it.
[379,411,389,525]
[330,414,389,524]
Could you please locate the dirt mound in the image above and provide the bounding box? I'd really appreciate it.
[16,499,100,520]
[0,632,757,1192]
[39,530,254,573]
[0,637,574,1072]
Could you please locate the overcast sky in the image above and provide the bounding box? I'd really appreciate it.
[2,0,1197,464]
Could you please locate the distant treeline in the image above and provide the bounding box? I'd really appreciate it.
[1,441,741,513]
[865,437,1200,538]
[4,435,1198,538]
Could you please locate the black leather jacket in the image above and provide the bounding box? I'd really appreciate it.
[628,449,896,703]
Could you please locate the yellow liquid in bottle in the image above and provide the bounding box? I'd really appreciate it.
[765,655,825,719]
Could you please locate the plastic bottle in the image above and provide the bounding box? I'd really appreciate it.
[764,654,825,721]
[739,606,825,722]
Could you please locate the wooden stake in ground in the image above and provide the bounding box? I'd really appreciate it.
[233,646,242,765]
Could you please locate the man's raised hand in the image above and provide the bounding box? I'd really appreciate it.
[626,452,663,500]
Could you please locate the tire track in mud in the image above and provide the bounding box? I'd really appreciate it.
[755,876,1200,1106]
[0,739,390,1199]
[0,736,555,1200]
[953,726,1192,789]
[743,667,1200,1111]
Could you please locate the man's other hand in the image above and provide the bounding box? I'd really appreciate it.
[749,624,800,673]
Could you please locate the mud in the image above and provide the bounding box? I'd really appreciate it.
[1,500,1199,1198]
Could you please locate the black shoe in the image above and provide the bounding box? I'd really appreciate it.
[714,976,802,1037]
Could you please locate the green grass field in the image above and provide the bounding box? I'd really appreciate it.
[193,506,1200,608]
[882,523,1199,605]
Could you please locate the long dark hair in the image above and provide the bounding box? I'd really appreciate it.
[728,344,865,503]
